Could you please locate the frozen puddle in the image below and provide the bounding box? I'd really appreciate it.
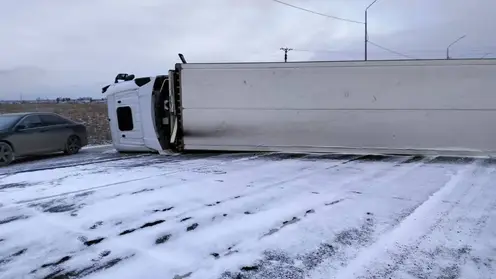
[0,153,495,279]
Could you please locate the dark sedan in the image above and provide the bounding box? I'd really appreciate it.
[0,112,88,166]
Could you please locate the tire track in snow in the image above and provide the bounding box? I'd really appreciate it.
[165,155,365,221]
[393,161,496,279]
[3,152,325,245]
[88,155,363,243]
[33,154,364,278]
[0,154,152,176]
[181,155,411,229]
[6,154,493,279]
[56,155,362,243]
[299,156,460,279]
[342,155,439,206]
[1,197,202,279]
[0,155,452,279]
[396,161,496,279]
[465,180,496,238]
[17,153,306,216]
[74,154,357,225]
[217,155,424,222]
[2,153,274,207]
[158,156,423,278]
[334,159,483,279]
[1,152,289,245]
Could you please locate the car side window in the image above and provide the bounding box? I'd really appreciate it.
[40,114,70,126]
[18,115,43,129]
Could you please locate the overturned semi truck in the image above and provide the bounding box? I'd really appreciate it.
[102,57,496,157]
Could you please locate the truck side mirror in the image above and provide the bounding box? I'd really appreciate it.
[102,85,110,94]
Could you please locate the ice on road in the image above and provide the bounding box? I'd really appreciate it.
[0,151,495,279]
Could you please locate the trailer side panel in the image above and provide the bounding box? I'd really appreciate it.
[178,59,496,156]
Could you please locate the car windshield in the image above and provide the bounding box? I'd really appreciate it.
[0,115,21,130]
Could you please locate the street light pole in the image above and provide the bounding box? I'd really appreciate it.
[365,0,378,61]
[446,35,466,60]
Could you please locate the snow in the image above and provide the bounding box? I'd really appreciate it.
[0,150,495,279]
[82,144,113,150]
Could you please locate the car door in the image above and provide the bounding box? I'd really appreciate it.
[10,115,48,156]
[39,114,73,151]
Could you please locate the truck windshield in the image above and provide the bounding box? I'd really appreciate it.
[0,115,21,130]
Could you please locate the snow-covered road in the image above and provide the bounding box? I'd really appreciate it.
[0,150,495,279]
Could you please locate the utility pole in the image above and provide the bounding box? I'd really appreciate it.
[280,47,293,62]
[365,0,378,61]
[446,35,466,60]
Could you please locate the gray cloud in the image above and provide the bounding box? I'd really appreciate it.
[0,0,494,99]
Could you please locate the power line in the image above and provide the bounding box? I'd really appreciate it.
[293,46,416,59]
[292,48,496,61]
[480,53,492,59]
[293,46,410,57]
[270,0,364,24]
[292,48,339,53]
[295,47,496,55]
[367,41,416,59]
[269,0,418,61]
[293,49,496,58]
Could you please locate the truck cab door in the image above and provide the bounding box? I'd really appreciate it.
[115,90,145,146]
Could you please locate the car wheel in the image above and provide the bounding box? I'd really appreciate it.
[64,135,81,155]
[0,142,15,166]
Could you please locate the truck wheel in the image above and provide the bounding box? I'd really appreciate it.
[0,142,14,166]
[64,135,81,155]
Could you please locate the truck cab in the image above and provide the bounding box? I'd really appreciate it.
[102,74,169,153]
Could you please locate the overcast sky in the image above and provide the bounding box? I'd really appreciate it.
[1,0,494,100]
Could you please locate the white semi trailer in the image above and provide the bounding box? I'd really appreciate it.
[102,58,496,157]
